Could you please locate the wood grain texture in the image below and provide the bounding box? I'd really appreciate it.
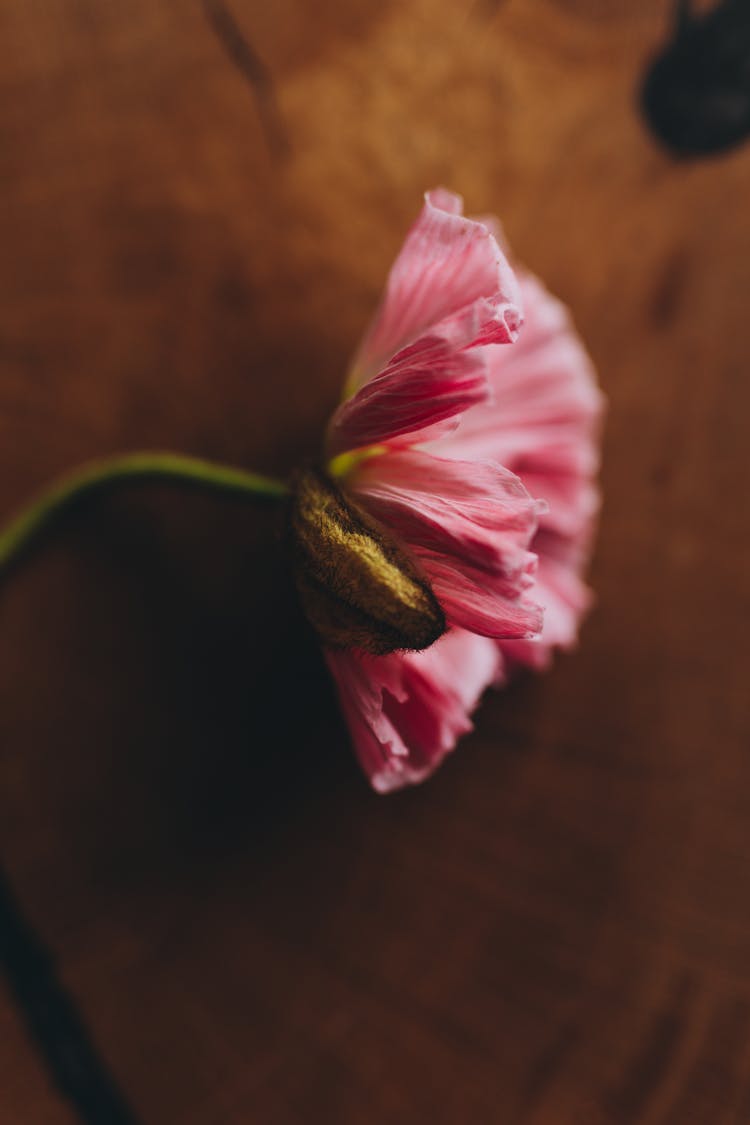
[1,0,749,1121]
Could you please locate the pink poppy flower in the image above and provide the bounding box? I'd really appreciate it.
[289,189,603,792]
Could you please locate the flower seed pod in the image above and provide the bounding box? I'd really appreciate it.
[288,467,446,655]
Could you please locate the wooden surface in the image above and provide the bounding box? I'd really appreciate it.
[1,1,749,1121]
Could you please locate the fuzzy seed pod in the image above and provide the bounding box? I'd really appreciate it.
[288,467,446,655]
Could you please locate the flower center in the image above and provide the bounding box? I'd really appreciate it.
[327,445,386,482]
[288,467,446,656]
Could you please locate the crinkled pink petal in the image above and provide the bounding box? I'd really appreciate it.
[499,545,593,670]
[350,189,522,387]
[429,294,522,352]
[327,336,489,457]
[441,276,602,479]
[511,455,599,540]
[432,269,603,668]
[349,446,544,638]
[415,549,543,639]
[326,628,503,792]
[350,449,542,579]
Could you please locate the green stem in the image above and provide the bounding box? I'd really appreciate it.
[0,451,288,580]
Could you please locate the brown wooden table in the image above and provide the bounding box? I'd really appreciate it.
[1,1,749,1121]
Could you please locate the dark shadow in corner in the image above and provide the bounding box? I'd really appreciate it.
[641,0,750,157]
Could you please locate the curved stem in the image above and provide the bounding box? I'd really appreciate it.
[0,451,288,580]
